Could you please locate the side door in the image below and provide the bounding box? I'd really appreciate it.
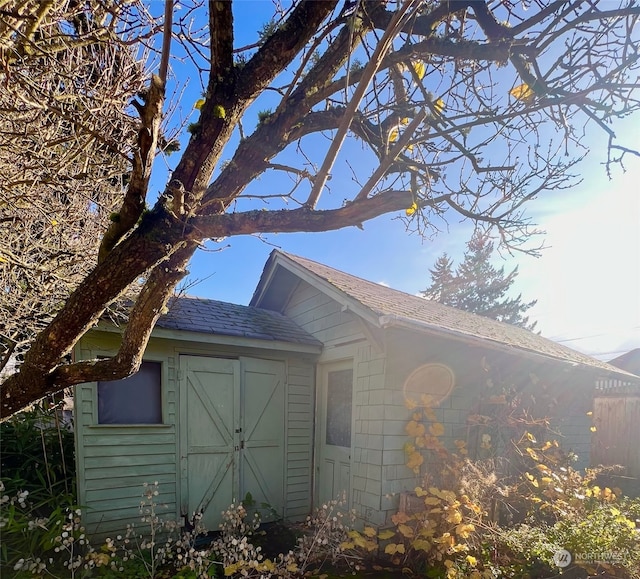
[240,358,285,521]
[180,356,239,531]
[317,360,353,506]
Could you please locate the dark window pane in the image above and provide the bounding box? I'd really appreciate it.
[98,361,162,424]
[326,368,352,447]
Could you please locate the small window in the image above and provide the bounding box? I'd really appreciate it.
[326,368,353,447]
[97,361,162,424]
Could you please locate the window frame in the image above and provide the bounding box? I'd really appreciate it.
[91,355,168,427]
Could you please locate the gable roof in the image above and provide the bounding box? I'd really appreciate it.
[251,250,637,380]
[608,348,640,376]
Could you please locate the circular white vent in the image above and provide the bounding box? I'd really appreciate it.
[403,363,455,407]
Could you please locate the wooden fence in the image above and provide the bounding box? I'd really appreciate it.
[591,395,640,480]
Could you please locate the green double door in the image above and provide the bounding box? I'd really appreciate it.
[180,356,285,531]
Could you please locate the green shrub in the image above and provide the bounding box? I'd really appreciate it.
[1,398,77,574]
[0,397,75,510]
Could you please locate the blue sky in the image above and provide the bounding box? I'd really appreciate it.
[163,1,640,361]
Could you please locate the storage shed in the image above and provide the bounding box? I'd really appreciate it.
[74,298,321,538]
[74,250,637,537]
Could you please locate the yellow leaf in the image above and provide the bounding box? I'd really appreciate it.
[424,496,440,505]
[509,82,534,102]
[526,432,537,443]
[411,538,431,552]
[384,543,405,555]
[392,511,410,525]
[406,420,426,437]
[224,563,240,576]
[415,486,428,497]
[590,425,597,432]
[348,531,367,548]
[434,98,445,114]
[456,523,475,538]
[429,422,445,437]
[398,524,415,538]
[405,202,418,216]
[388,127,399,143]
[446,510,463,524]
[466,555,478,567]
[406,450,424,472]
[378,529,396,540]
[363,526,377,538]
[340,540,355,550]
[404,397,418,410]
[412,60,426,80]
[51,219,58,226]
[194,98,205,110]
[586,411,593,416]
[421,394,436,408]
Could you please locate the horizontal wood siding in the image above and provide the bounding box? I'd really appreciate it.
[78,424,178,538]
[75,337,179,541]
[285,359,315,519]
[284,283,362,346]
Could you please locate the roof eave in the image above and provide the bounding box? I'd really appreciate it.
[378,314,638,381]
[91,322,323,355]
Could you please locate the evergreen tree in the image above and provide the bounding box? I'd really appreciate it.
[423,234,537,330]
[422,254,456,304]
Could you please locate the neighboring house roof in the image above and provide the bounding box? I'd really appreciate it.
[608,348,640,376]
[157,295,323,347]
[252,250,637,380]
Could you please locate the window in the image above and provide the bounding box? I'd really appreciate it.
[326,368,353,447]
[97,361,162,424]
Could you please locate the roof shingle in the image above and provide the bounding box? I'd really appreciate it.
[271,252,636,378]
[156,295,322,346]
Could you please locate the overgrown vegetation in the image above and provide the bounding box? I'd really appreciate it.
[343,372,640,578]
[2,387,638,578]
